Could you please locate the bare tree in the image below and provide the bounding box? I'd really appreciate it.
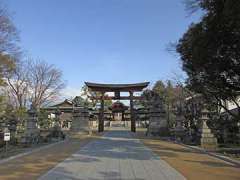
[0,1,19,119]
[6,60,29,108]
[6,59,65,109]
[0,2,19,88]
[28,59,65,108]
[183,0,202,16]
[0,2,20,56]
[0,54,15,86]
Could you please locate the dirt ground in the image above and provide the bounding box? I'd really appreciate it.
[0,129,239,180]
[0,134,98,180]
[136,131,240,180]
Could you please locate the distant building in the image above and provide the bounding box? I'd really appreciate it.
[43,99,74,129]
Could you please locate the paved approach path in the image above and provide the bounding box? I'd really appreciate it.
[39,130,186,180]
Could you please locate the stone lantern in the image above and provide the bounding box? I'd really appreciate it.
[200,108,218,150]
[174,105,186,141]
[22,105,40,144]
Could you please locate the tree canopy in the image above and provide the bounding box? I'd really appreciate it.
[177,0,240,114]
[5,59,65,109]
[0,54,14,87]
[81,85,112,108]
[0,3,18,88]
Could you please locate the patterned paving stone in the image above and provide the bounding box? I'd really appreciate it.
[39,130,186,180]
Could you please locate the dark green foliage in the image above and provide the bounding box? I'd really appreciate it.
[72,96,87,107]
[38,110,51,129]
[141,80,187,128]
[177,0,240,116]
[177,0,240,144]
[81,85,112,108]
[152,80,166,100]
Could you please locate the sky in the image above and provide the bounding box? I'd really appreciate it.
[5,0,201,98]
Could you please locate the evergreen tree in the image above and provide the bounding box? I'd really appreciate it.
[177,0,240,118]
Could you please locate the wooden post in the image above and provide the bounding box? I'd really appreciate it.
[130,91,136,132]
[101,96,104,132]
[122,111,125,127]
[98,92,105,132]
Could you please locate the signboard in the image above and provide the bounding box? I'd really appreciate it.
[114,91,120,99]
[4,132,10,141]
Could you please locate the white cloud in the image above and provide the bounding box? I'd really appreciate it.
[61,86,81,99]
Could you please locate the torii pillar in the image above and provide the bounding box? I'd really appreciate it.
[130,91,136,132]
[98,92,105,132]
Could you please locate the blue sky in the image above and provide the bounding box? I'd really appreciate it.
[5,0,201,98]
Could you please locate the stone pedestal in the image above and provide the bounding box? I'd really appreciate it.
[200,109,218,150]
[149,108,168,136]
[71,107,89,134]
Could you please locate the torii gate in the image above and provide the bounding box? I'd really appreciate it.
[85,82,149,132]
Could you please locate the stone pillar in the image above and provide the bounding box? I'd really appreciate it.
[98,93,105,132]
[71,107,89,134]
[122,112,125,127]
[200,108,218,150]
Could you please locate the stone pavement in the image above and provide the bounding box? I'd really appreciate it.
[39,130,186,180]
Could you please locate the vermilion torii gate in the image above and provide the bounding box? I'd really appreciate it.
[85,82,149,132]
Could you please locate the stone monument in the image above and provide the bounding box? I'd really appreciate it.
[174,104,186,141]
[200,108,218,150]
[22,105,40,144]
[71,107,89,134]
[148,91,168,136]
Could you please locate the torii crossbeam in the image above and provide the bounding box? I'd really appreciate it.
[85,82,149,132]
